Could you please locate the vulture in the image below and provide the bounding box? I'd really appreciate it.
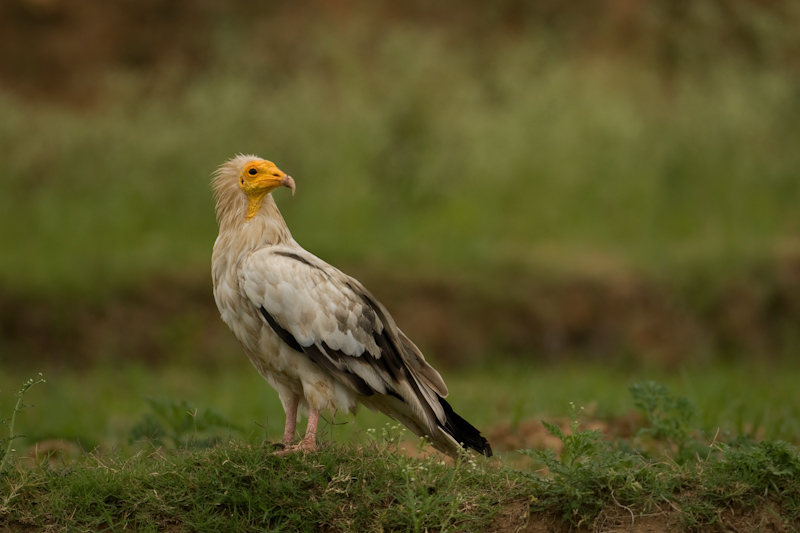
[211,154,492,457]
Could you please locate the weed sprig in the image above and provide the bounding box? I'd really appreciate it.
[0,374,45,473]
[128,397,241,449]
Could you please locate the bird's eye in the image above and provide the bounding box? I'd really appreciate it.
[248,168,258,176]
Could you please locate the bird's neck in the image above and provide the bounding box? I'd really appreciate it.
[217,194,294,252]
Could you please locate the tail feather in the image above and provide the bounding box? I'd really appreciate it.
[439,397,493,457]
[361,394,492,458]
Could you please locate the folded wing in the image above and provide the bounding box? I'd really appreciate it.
[240,246,449,436]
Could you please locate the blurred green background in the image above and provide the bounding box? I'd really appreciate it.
[1,0,800,454]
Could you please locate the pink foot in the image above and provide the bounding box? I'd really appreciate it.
[273,407,320,455]
[272,440,317,455]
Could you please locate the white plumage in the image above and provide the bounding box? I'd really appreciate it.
[211,154,491,457]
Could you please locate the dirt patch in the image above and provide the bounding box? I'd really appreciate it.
[490,501,563,533]
[358,252,800,368]
[0,275,233,368]
[486,411,643,456]
[2,253,800,369]
[488,499,799,533]
[489,502,681,533]
[0,0,215,104]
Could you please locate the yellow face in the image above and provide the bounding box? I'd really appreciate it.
[238,159,295,220]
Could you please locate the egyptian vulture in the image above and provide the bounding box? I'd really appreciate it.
[211,154,491,457]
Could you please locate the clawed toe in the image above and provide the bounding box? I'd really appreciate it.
[273,445,297,456]
[272,441,316,455]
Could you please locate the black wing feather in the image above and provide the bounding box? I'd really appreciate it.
[259,306,303,351]
[259,306,375,397]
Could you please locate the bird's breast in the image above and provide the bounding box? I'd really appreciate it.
[212,246,358,413]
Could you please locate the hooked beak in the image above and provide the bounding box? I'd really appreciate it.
[280,175,296,196]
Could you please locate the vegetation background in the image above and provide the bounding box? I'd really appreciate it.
[1,0,800,530]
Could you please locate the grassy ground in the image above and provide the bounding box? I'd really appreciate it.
[2,439,798,531]
[2,361,800,458]
[2,367,800,532]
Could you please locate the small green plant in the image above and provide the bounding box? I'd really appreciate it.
[363,422,492,532]
[520,402,648,524]
[711,439,800,497]
[518,382,800,528]
[541,402,604,472]
[0,374,45,473]
[629,381,702,462]
[365,422,407,451]
[128,397,241,449]
[521,396,697,526]
[521,402,605,474]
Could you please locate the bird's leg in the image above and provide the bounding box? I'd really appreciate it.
[274,406,319,454]
[296,406,320,452]
[281,396,300,446]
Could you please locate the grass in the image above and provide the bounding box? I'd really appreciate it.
[520,400,800,529]
[2,361,800,458]
[2,22,800,297]
[2,371,800,532]
[2,436,503,532]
